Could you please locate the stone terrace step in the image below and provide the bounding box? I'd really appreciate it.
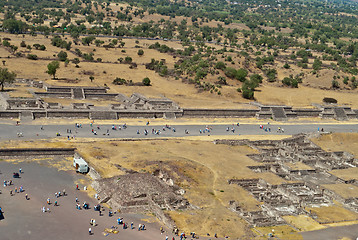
[72,88,84,99]
[334,108,347,120]
[271,107,287,120]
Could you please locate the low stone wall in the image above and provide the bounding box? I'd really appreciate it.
[90,111,117,120]
[0,111,20,118]
[182,109,258,117]
[83,88,107,94]
[32,111,46,119]
[0,148,76,157]
[293,109,321,117]
[47,111,90,118]
[35,92,72,98]
[117,111,165,118]
[46,87,72,93]
[151,204,176,229]
[85,93,118,99]
[214,139,250,146]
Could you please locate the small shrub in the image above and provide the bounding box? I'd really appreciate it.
[332,80,340,89]
[27,54,38,60]
[142,77,151,86]
[137,49,144,56]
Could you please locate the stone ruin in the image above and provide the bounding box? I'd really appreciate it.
[1,78,358,120]
[91,169,190,228]
[0,80,182,119]
[216,134,358,227]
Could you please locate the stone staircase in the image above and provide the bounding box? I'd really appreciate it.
[164,112,176,119]
[271,107,287,120]
[72,88,84,99]
[20,110,33,120]
[256,106,273,119]
[333,108,348,120]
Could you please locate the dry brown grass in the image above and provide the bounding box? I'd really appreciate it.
[0,137,292,238]
[253,225,302,240]
[322,184,358,199]
[2,31,358,109]
[255,84,358,107]
[330,168,358,181]
[305,205,358,223]
[285,162,313,171]
[283,215,325,232]
[3,133,358,237]
[311,133,358,157]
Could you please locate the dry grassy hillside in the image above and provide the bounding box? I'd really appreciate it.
[1,31,358,108]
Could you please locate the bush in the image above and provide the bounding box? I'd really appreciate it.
[137,49,144,56]
[242,88,254,99]
[236,68,248,82]
[113,77,128,85]
[343,77,349,85]
[250,74,263,84]
[83,53,94,61]
[283,63,290,69]
[282,76,299,88]
[332,80,340,89]
[266,68,277,82]
[282,77,291,86]
[124,56,132,64]
[215,61,226,70]
[313,58,322,71]
[27,54,38,60]
[142,77,151,86]
[224,67,237,79]
[57,51,68,61]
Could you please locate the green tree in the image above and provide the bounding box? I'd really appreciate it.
[89,76,94,82]
[72,58,80,67]
[57,51,68,61]
[312,58,322,71]
[236,68,248,82]
[142,77,151,86]
[250,74,263,84]
[124,56,132,64]
[224,67,237,79]
[266,68,277,82]
[137,49,144,56]
[242,88,254,99]
[82,36,96,46]
[3,19,27,34]
[0,68,16,91]
[46,61,60,79]
[215,61,226,70]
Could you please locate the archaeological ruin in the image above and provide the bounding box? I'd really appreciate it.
[216,134,358,227]
[0,78,357,120]
[91,167,190,229]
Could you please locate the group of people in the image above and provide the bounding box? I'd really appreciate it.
[259,124,272,132]
[4,168,24,196]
